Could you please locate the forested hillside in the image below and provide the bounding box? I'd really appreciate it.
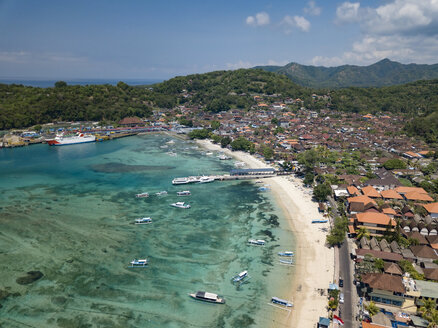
[1,69,438,144]
[255,59,438,88]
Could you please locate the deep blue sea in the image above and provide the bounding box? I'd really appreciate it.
[0,79,163,88]
[0,134,295,327]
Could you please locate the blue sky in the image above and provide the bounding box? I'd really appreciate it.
[1,0,437,79]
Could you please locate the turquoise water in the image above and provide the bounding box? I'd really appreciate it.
[0,135,295,328]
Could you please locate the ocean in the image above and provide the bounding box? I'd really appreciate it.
[0,79,164,88]
[0,134,295,328]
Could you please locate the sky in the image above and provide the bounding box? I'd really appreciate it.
[1,0,438,80]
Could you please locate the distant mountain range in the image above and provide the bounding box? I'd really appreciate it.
[255,59,438,88]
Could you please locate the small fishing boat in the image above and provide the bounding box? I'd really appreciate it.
[258,186,269,191]
[129,259,148,267]
[278,251,294,257]
[170,202,191,209]
[155,191,168,196]
[231,270,249,283]
[311,219,328,224]
[135,217,152,224]
[135,192,149,198]
[279,259,294,265]
[205,152,213,156]
[189,291,225,304]
[271,297,293,307]
[218,154,231,160]
[177,190,191,196]
[248,239,265,246]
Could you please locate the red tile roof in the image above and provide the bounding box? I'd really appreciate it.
[380,189,403,200]
[362,185,381,198]
[355,212,396,226]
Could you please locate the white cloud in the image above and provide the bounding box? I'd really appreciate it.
[336,2,361,24]
[317,0,438,66]
[225,60,253,70]
[246,12,270,26]
[304,1,321,16]
[281,15,311,33]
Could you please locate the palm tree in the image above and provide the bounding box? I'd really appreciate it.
[356,227,370,241]
[366,301,380,317]
[427,309,438,328]
[420,298,437,322]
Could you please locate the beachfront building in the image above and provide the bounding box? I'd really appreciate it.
[347,195,377,214]
[353,212,396,237]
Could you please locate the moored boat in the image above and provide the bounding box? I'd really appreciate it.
[218,154,231,160]
[129,258,148,267]
[189,291,225,304]
[248,239,265,246]
[177,190,191,196]
[231,270,249,283]
[278,251,294,257]
[271,297,293,307]
[170,202,191,209]
[135,217,152,224]
[172,177,190,185]
[198,176,214,183]
[155,191,168,196]
[46,132,96,146]
[135,192,149,198]
[279,259,294,265]
[311,219,328,223]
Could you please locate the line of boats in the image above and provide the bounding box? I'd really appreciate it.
[135,190,191,198]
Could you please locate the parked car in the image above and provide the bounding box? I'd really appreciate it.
[339,278,344,287]
[339,293,344,304]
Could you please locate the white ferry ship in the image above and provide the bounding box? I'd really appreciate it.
[47,132,96,146]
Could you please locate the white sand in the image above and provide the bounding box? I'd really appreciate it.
[196,140,334,327]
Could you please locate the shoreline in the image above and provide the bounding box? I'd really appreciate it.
[196,139,334,327]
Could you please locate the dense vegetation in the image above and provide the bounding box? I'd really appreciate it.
[256,58,438,88]
[152,69,309,112]
[0,82,155,129]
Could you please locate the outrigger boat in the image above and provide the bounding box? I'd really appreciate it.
[170,202,191,209]
[311,219,328,223]
[278,251,294,257]
[129,259,148,267]
[231,270,250,284]
[189,291,225,304]
[279,259,294,265]
[135,217,152,224]
[135,192,149,198]
[248,239,265,246]
[271,297,293,307]
[177,190,191,196]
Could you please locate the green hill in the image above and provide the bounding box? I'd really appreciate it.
[255,59,438,88]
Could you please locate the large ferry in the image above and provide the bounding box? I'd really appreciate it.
[47,132,96,146]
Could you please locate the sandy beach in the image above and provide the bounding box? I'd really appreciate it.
[197,139,334,327]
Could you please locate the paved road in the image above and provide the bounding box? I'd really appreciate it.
[339,238,354,327]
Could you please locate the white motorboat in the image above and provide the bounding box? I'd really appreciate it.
[248,239,265,246]
[177,190,191,196]
[170,202,191,209]
[135,192,149,198]
[189,291,225,304]
[135,217,152,224]
[155,191,168,196]
[172,177,190,185]
[218,154,231,160]
[231,270,249,283]
[129,258,148,267]
[198,176,215,183]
